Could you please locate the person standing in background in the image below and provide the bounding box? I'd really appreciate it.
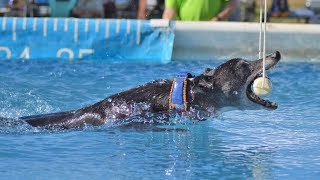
[104,0,139,19]
[0,0,10,16]
[7,0,26,16]
[138,0,164,19]
[162,0,237,21]
[71,0,104,18]
[0,0,8,8]
[269,0,290,17]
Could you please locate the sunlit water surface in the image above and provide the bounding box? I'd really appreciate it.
[0,59,319,179]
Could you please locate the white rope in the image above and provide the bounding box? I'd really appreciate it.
[259,0,263,59]
[259,0,268,78]
[263,0,267,78]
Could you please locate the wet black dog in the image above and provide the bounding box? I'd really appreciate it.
[20,51,281,129]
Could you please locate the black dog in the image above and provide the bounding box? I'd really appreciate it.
[20,51,281,129]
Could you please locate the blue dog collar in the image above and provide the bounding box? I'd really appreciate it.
[169,72,190,111]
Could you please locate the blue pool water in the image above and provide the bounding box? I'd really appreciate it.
[0,59,319,179]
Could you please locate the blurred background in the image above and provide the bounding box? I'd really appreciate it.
[0,0,319,24]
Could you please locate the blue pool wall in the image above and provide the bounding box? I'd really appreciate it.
[0,17,175,63]
[0,18,319,62]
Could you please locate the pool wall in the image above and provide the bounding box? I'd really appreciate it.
[174,21,320,61]
[0,18,174,63]
[1,18,319,62]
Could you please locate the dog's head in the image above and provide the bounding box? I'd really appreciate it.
[193,51,281,111]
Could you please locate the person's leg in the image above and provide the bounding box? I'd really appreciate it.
[270,0,280,17]
[280,0,290,17]
[103,1,117,18]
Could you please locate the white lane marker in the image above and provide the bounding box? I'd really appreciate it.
[64,18,68,32]
[12,17,17,41]
[22,17,27,30]
[105,19,109,38]
[54,18,58,31]
[126,20,130,35]
[116,19,120,33]
[33,18,37,31]
[2,17,6,30]
[95,19,100,32]
[85,19,89,32]
[74,18,78,43]
[43,18,48,37]
[136,20,141,45]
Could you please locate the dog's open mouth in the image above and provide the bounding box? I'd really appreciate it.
[246,76,277,110]
[245,51,281,110]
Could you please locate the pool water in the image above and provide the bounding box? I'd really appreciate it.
[0,59,319,179]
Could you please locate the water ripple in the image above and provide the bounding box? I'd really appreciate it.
[0,61,319,179]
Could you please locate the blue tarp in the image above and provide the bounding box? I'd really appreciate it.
[0,17,175,63]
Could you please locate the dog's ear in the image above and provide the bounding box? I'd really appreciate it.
[202,68,215,76]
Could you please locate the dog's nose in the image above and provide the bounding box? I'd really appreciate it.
[271,51,281,60]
